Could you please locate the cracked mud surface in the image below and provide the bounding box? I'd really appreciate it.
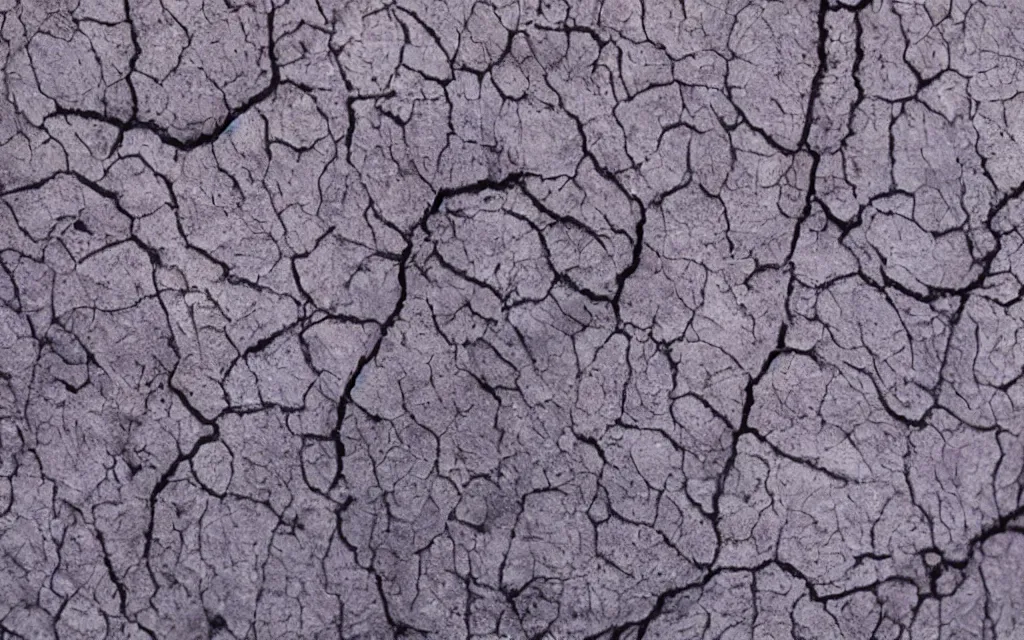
[2,0,1024,637]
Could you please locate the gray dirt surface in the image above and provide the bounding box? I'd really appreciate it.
[2,0,1024,638]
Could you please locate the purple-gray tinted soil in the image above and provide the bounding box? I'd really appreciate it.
[2,0,1024,637]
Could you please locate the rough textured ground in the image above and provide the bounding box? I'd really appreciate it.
[2,0,1024,638]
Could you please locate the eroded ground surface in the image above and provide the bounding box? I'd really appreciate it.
[2,0,1024,637]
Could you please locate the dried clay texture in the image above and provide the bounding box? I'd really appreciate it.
[2,0,1024,638]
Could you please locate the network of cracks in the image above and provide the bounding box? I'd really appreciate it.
[2,0,1024,637]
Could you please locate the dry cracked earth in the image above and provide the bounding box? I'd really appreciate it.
[3,0,1024,638]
